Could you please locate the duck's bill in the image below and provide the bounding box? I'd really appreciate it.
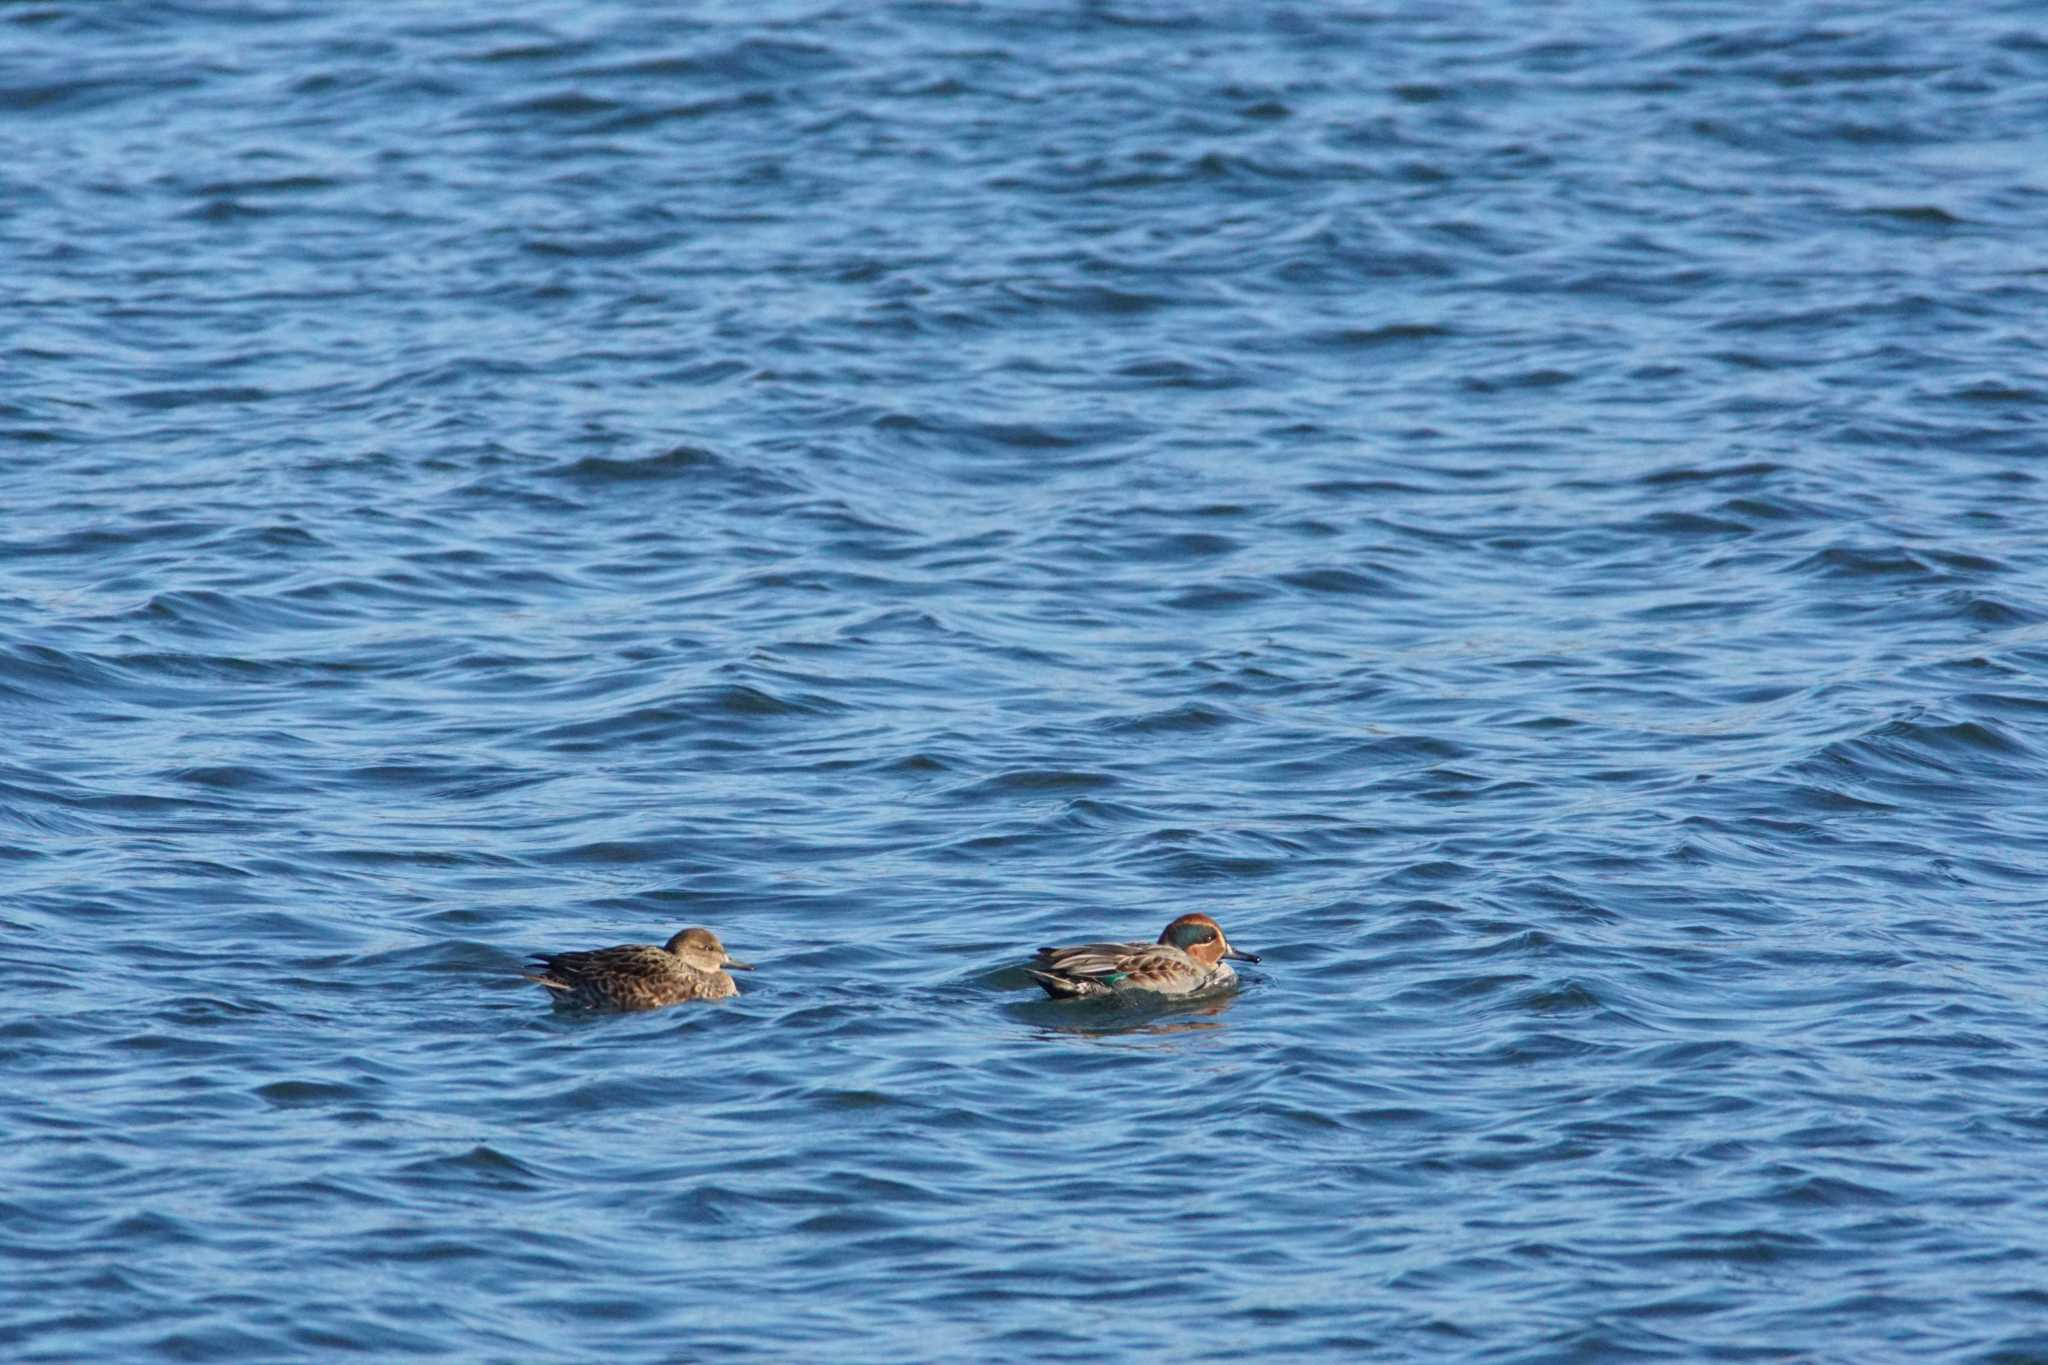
[726,959,757,971]
[1224,948,1261,964]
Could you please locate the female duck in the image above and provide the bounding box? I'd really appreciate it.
[525,927,753,1010]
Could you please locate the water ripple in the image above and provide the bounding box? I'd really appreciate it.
[4,0,2048,1360]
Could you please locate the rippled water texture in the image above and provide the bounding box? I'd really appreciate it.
[5,1,2048,1359]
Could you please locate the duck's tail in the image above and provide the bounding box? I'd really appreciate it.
[1027,969,1109,1001]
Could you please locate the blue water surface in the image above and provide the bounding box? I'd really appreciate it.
[5,1,2048,1359]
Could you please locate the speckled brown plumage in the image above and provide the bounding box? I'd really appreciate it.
[525,927,753,1010]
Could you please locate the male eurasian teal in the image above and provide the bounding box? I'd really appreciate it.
[525,927,753,1010]
[1027,912,1260,1000]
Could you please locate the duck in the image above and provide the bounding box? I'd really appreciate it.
[1027,912,1260,1000]
[525,927,753,1010]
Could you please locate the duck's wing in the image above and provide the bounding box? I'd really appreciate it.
[1100,946,1209,992]
[527,943,665,985]
[1032,941,1146,981]
[1032,942,1207,991]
